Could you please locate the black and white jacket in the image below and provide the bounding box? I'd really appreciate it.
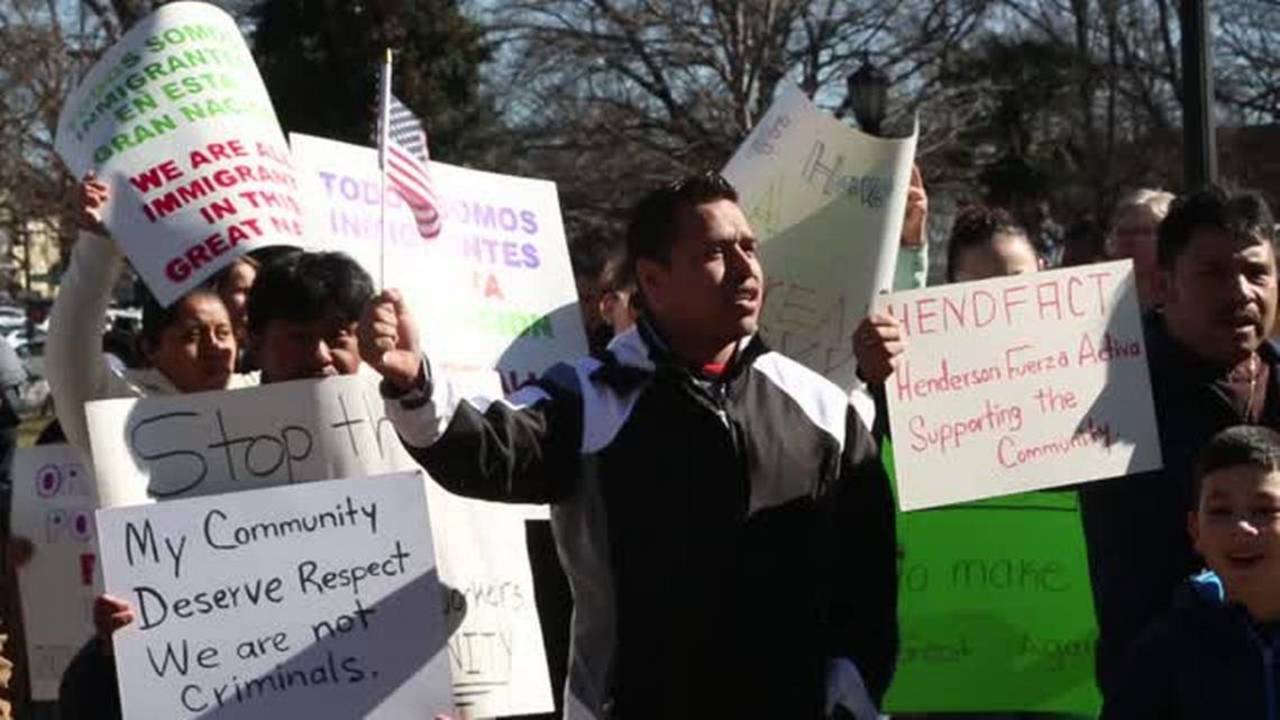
[384,319,899,719]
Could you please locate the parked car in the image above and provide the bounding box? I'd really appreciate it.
[13,337,46,379]
[4,327,46,347]
[5,335,49,415]
[0,305,25,335]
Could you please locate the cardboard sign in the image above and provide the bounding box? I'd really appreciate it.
[85,374,555,716]
[290,132,588,394]
[877,260,1162,510]
[96,471,452,718]
[10,445,101,700]
[882,445,1101,715]
[85,375,405,508]
[723,84,917,392]
[54,1,302,305]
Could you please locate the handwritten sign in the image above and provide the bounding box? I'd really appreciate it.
[722,84,917,391]
[54,1,302,305]
[877,260,1161,510]
[290,133,588,394]
[10,445,101,700]
[85,374,556,716]
[881,445,1101,714]
[95,471,452,718]
[85,375,404,507]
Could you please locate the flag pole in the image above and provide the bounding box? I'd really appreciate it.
[378,48,393,291]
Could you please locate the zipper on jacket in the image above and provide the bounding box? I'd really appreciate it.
[713,381,734,436]
[710,378,752,519]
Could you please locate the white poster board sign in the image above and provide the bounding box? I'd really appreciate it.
[11,445,101,700]
[877,260,1162,510]
[723,84,917,391]
[96,471,452,718]
[290,132,588,393]
[86,375,406,508]
[86,374,555,716]
[55,1,302,305]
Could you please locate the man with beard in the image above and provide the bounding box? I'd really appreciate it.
[1080,186,1280,702]
[362,172,898,719]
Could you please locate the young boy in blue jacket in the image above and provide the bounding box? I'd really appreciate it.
[1104,425,1280,719]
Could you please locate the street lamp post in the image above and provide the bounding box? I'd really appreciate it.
[848,55,889,137]
[1180,0,1217,190]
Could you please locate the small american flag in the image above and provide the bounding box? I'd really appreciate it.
[380,94,443,240]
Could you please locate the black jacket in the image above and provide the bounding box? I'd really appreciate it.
[1079,314,1280,699]
[58,638,120,720]
[385,320,899,719]
[1104,572,1280,720]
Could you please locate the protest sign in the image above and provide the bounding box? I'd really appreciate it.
[86,374,556,716]
[55,1,302,305]
[10,445,101,700]
[877,260,1162,510]
[881,440,1101,714]
[723,84,917,392]
[96,471,452,718]
[85,375,412,507]
[290,132,588,394]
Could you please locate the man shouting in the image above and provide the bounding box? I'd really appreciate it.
[361,172,898,719]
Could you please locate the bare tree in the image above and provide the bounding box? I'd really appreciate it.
[0,0,256,300]
[486,0,993,234]
[1216,0,1280,125]
[0,0,92,291]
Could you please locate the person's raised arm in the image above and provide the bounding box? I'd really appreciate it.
[893,164,929,291]
[359,289,580,504]
[47,174,128,454]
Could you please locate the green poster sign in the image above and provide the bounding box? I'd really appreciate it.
[881,442,1102,716]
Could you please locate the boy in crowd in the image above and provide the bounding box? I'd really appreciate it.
[1104,425,1280,718]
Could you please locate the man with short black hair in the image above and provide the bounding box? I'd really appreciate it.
[1081,185,1280,701]
[362,171,898,719]
[247,250,374,383]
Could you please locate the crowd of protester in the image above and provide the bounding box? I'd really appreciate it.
[0,162,1278,720]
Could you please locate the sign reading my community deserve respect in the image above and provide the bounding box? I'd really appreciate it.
[722,84,917,392]
[877,260,1162,511]
[55,1,302,305]
[11,445,101,701]
[85,374,557,717]
[96,471,453,718]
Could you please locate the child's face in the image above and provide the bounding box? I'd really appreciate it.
[1191,466,1280,598]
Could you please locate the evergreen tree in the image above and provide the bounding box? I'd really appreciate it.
[250,0,497,163]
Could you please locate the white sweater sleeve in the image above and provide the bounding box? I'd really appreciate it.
[46,231,139,455]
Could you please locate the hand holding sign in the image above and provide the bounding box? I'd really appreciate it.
[855,312,907,384]
[80,173,110,234]
[93,594,135,651]
[359,289,424,393]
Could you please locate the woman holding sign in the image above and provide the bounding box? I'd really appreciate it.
[857,204,1041,385]
[46,175,261,458]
